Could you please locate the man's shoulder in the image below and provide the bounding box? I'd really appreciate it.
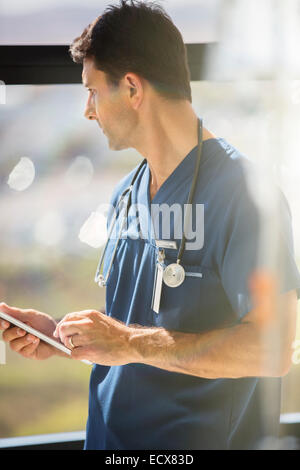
[202,138,255,204]
[211,138,252,182]
[208,138,292,224]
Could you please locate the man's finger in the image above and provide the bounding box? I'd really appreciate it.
[54,312,90,336]
[10,334,39,353]
[66,334,84,349]
[2,325,27,342]
[0,320,10,330]
[0,302,29,322]
[21,339,40,358]
[55,319,88,342]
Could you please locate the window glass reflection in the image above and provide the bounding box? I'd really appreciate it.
[0,81,299,438]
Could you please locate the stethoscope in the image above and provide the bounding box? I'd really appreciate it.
[94,117,203,289]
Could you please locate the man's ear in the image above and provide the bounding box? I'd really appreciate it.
[125,73,141,95]
[124,73,143,109]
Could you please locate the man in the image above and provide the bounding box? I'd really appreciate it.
[1,0,300,450]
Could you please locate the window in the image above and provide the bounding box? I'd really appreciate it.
[1,80,300,439]
[0,0,299,446]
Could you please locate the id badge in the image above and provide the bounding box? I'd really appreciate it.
[151,263,164,314]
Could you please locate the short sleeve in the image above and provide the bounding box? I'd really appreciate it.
[216,179,300,320]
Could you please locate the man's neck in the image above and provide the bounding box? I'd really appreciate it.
[134,105,217,201]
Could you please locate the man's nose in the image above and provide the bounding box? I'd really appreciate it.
[84,97,97,121]
[84,107,97,121]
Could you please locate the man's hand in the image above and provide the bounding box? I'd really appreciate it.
[53,271,298,376]
[0,302,63,360]
[49,270,298,376]
[54,310,136,366]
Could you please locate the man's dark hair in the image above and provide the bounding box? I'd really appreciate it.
[69,0,192,102]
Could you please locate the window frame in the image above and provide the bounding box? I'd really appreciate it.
[0,41,299,450]
[0,43,217,85]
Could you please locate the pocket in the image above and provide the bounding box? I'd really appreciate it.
[152,264,229,333]
[185,271,203,279]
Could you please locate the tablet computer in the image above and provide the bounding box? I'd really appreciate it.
[0,310,92,365]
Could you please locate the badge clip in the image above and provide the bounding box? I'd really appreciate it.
[155,240,177,250]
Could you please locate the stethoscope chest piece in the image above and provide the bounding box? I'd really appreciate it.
[163,263,185,288]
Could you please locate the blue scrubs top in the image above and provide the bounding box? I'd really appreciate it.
[85,137,300,450]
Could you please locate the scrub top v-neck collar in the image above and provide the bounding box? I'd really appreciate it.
[145,138,220,207]
[135,138,220,243]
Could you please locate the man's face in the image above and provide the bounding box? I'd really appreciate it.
[82,57,137,150]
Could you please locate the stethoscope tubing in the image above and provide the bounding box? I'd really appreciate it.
[177,117,203,264]
[94,159,147,285]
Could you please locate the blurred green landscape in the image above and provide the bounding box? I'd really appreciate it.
[0,354,90,437]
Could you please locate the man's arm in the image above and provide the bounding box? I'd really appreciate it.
[129,288,297,379]
[55,272,298,378]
